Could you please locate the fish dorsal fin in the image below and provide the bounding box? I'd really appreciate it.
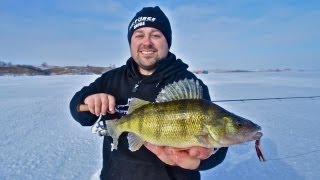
[128,98,151,114]
[156,78,203,102]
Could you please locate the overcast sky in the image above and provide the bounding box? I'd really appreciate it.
[1,0,319,70]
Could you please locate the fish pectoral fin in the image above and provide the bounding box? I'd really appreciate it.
[204,124,219,141]
[127,132,144,152]
[195,134,212,148]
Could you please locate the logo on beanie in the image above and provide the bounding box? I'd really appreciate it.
[128,16,157,31]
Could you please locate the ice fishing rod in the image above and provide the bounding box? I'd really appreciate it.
[211,95,320,103]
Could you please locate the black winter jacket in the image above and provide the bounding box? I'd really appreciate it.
[70,52,228,180]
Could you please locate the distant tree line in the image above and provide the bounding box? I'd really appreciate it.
[0,60,115,76]
[0,61,13,67]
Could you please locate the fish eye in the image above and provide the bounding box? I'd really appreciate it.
[236,122,244,127]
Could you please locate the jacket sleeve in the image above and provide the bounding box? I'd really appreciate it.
[197,147,228,171]
[200,81,211,101]
[69,75,105,126]
[197,80,229,170]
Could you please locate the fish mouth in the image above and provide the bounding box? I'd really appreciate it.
[252,131,263,140]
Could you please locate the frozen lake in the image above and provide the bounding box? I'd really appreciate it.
[1,71,320,180]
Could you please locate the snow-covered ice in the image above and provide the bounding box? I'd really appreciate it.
[1,71,319,180]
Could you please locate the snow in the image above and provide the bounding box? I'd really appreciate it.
[1,71,320,180]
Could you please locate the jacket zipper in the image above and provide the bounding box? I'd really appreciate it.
[132,80,142,93]
[131,73,163,93]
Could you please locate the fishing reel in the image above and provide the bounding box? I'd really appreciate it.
[91,115,108,136]
[90,109,124,137]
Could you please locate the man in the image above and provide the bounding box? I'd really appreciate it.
[70,6,227,180]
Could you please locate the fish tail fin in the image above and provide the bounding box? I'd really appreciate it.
[106,120,121,151]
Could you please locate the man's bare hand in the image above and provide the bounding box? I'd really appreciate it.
[144,143,214,170]
[84,93,116,116]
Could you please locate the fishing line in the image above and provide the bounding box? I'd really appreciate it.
[211,95,320,103]
[266,149,320,161]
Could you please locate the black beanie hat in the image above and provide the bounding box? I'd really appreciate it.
[128,6,172,48]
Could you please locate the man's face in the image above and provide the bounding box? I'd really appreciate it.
[130,27,169,75]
